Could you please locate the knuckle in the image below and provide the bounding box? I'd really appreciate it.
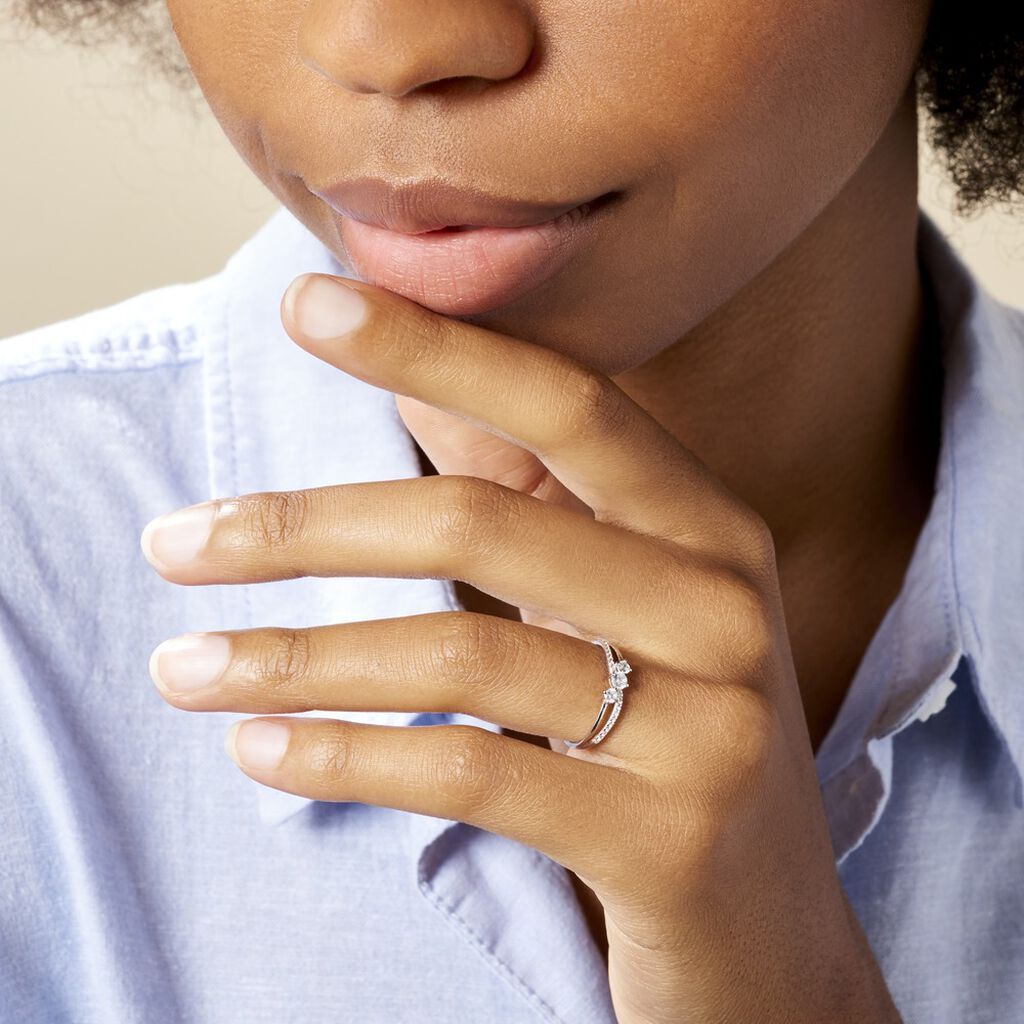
[733,508,778,579]
[239,489,310,552]
[551,370,632,447]
[702,686,778,798]
[698,562,778,684]
[377,310,455,386]
[414,318,460,380]
[430,614,513,691]
[305,729,352,787]
[427,475,519,562]
[433,726,510,817]
[251,628,313,693]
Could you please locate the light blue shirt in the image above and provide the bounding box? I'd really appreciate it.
[1,205,1022,1023]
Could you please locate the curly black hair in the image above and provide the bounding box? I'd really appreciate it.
[6,0,1023,218]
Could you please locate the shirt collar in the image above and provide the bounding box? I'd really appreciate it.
[910,208,1024,787]
[814,208,1024,858]
[204,205,1024,834]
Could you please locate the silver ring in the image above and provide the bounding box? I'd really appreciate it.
[563,638,632,749]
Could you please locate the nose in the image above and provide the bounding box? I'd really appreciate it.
[298,0,537,98]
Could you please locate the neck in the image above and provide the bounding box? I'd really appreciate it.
[612,89,944,751]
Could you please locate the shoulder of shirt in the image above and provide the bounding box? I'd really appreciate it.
[0,266,227,388]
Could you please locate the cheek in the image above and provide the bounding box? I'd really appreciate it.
[617,0,928,204]
[555,0,931,369]
[165,1,296,178]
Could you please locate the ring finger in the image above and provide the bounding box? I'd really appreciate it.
[148,611,672,761]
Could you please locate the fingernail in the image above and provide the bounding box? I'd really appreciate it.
[149,632,231,694]
[141,502,217,569]
[227,719,291,771]
[285,274,367,340]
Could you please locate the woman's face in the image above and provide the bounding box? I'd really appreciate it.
[166,0,932,374]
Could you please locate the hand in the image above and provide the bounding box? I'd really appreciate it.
[140,272,902,1024]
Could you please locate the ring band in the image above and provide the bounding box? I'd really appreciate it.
[563,638,632,749]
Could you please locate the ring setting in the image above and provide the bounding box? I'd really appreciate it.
[564,638,632,749]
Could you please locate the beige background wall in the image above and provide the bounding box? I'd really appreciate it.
[1,19,1021,339]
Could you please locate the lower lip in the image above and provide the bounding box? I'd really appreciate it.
[335,194,615,316]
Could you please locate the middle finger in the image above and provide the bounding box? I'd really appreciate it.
[140,474,701,659]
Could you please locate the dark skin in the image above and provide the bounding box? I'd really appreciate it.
[431,179,945,962]
[422,152,945,965]
[438,256,942,963]
[145,0,943,1017]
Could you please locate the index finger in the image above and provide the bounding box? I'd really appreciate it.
[280,273,768,564]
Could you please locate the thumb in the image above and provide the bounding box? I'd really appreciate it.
[394,394,592,516]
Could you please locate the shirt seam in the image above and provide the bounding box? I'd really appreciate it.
[0,326,203,388]
[0,274,225,386]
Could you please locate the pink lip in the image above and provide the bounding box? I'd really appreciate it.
[333,194,615,316]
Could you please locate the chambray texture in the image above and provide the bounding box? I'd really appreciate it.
[0,205,1021,1024]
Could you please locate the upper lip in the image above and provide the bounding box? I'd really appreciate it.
[312,176,605,234]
